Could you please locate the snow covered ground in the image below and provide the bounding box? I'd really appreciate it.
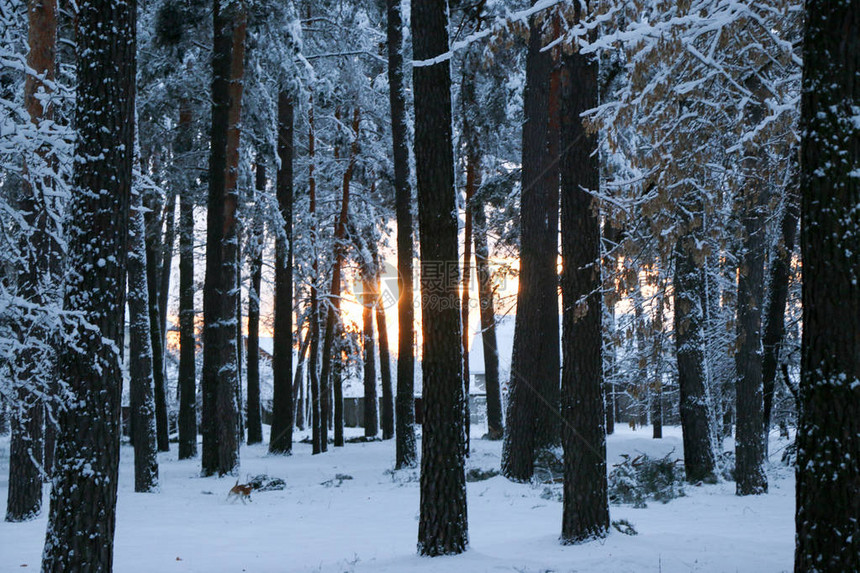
[0,426,795,572]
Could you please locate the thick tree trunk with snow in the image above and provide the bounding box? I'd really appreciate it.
[387,0,417,469]
[795,2,860,569]
[503,6,561,482]
[41,0,135,567]
[734,190,768,496]
[412,0,468,555]
[246,163,265,446]
[128,191,160,493]
[673,241,716,483]
[201,0,244,476]
[559,44,609,544]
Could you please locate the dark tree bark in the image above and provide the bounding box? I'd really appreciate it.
[762,179,798,430]
[734,175,769,496]
[177,99,197,461]
[461,155,474,454]
[159,192,176,355]
[412,0,468,555]
[362,275,379,438]
[293,316,311,431]
[474,197,503,440]
[6,0,57,523]
[246,162,265,446]
[652,286,665,440]
[503,6,561,482]
[333,339,344,447]
[201,0,245,476]
[41,0,135,567]
[559,41,609,545]
[308,100,321,455]
[376,262,394,440]
[144,196,169,452]
[128,190,160,493]
[795,2,860,569]
[673,240,716,483]
[318,107,359,453]
[387,0,417,469]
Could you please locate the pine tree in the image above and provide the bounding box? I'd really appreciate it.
[412,0,468,555]
[559,27,609,544]
[795,1,859,569]
[270,91,294,455]
[177,98,198,461]
[5,0,57,523]
[503,7,561,482]
[41,0,135,567]
[246,162,265,446]
[128,186,160,493]
[387,0,417,469]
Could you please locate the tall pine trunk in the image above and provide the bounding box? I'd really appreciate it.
[307,99,321,455]
[387,0,416,469]
[144,196,169,452]
[176,97,197,460]
[795,2,859,569]
[201,0,245,476]
[761,178,798,430]
[159,193,176,355]
[41,0,135,567]
[559,41,609,544]
[245,162,265,446]
[412,0,468,555]
[318,107,360,453]
[270,92,295,454]
[503,6,560,482]
[474,195,503,440]
[128,189,160,493]
[6,0,57,523]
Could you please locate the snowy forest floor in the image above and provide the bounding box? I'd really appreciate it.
[0,426,794,573]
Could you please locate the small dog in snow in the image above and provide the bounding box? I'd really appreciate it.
[227,479,253,504]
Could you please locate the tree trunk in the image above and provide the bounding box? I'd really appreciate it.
[795,2,860,569]
[734,153,769,496]
[41,0,134,566]
[318,107,360,453]
[128,189,160,493]
[412,0,468,555]
[502,5,561,482]
[673,240,716,483]
[461,155,474,454]
[144,195,169,452]
[559,42,609,544]
[176,97,197,460]
[376,264,394,440]
[652,286,665,439]
[308,99,321,455]
[246,163,265,446]
[362,275,379,438]
[269,91,295,455]
[761,179,798,431]
[474,196,503,440]
[293,316,311,431]
[201,0,244,476]
[387,0,417,469]
[6,0,57,523]
[159,192,176,355]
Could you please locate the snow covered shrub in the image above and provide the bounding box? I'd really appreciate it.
[533,446,564,484]
[608,453,685,508]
